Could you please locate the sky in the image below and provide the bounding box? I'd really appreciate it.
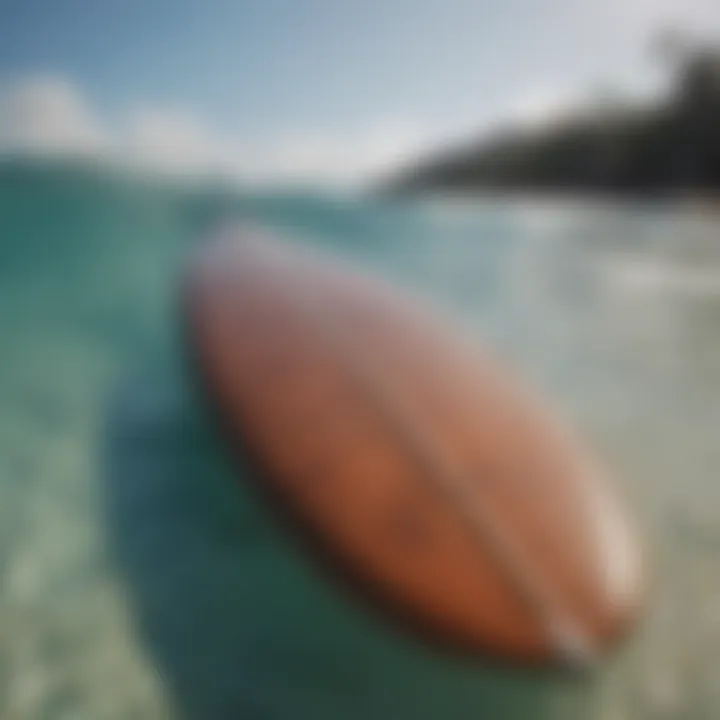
[0,0,718,184]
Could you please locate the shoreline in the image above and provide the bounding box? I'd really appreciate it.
[381,186,720,215]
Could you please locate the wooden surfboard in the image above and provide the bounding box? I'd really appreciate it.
[183,225,644,666]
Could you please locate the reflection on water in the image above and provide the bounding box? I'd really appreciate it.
[1,178,720,718]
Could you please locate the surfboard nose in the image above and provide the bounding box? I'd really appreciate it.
[586,476,646,656]
[527,456,645,669]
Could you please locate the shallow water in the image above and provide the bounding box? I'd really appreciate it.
[1,163,720,718]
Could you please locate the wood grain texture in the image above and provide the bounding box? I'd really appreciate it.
[183,226,644,666]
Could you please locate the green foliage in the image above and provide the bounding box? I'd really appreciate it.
[389,44,720,195]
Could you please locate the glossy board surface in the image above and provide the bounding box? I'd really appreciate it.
[184,228,643,666]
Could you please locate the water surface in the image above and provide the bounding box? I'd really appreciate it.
[1,164,719,718]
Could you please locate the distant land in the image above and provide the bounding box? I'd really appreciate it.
[384,41,720,197]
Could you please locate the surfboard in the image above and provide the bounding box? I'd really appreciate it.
[183,225,643,666]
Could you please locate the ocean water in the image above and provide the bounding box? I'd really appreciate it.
[2,161,720,719]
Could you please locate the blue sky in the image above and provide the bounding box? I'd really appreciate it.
[0,0,718,183]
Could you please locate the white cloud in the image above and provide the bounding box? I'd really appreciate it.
[506,86,579,130]
[0,75,441,186]
[249,121,439,184]
[124,110,237,177]
[0,77,109,156]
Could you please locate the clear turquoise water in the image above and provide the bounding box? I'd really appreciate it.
[2,161,720,718]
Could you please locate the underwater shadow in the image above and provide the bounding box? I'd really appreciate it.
[102,360,593,720]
